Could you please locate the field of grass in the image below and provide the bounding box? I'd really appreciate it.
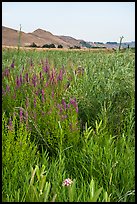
[2,48,135,202]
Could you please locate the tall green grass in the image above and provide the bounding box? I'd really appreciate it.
[2,48,135,201]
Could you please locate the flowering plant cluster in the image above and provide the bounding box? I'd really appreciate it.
[62,178,73,187]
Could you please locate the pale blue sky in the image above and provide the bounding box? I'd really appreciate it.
[2,2,135,43]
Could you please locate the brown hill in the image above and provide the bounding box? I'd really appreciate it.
[2,26,48,47]
[2,26,77,48]
[56,35,81,47]
[30,29,72,48]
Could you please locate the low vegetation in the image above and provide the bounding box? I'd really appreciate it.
[2,48,135,202]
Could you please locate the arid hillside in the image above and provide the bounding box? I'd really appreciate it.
[2,26,79,48]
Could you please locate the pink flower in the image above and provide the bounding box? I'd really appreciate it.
[62,178,73,187]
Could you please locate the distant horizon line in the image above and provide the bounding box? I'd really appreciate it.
[2,25,135,44]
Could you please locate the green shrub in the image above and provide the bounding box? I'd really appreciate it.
[2,112,39,202]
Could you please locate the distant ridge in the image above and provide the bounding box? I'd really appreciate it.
[2,26,135,48]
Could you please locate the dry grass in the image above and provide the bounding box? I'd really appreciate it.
[2,45,114,52]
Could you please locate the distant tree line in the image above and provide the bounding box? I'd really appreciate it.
[27,42,82,49]
[27,42,64,48]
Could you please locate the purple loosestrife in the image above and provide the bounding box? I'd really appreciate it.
[57,69,63,81]
[45,81,49,87]
[6,85,10,93]
[20,108,23,122]
[49,68,57,85]
[16,76,20,88]
[25,111,29,127]
[11,60,14,68]
[67,103,70,109]
[62,99,67,110]
[3,68,10,79]
[52,90,54,98]
[40,71,42,79]
[25,73,29,83]
[8,117,13,131]
[32,75,37,87]
[57,104,63,114]
[43,65,49,73]
[70,98,78,113]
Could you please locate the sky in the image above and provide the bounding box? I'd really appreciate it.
[2,2,135,43]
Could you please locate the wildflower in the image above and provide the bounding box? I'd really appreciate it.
[57,104,62,114]
[49,68,57,85]
[20,108,23,122]
[43,65,49,73]
[62,178,73,187]
[57,69,63,81]
[70,98,78,112]
[3,68,10,78]
[67,103,70,108]
[32,74,37,87]
[45,81,49,87]
[25,73,29,83]
[6,85,10,92]
[8,117,13,131]
[52,90,54,98]
[40,71,42,79]
[76,106,78,113]
[16,76,20,88]
[34,98,36,108]
[62,99,67,110]
[11,60,14,68]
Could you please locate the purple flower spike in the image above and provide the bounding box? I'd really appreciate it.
[6,85,10,92]
[11,61,14,68]
[52,91,54,98]
[57,104,62,114]
[62,99,67,110]
[58,69,63,81]
[67,103,70,108]
[41,89,44,96]
[32,75,37,87]
[20,108,23,122]
[8,117,13,130]
[43,65,49,73]
[25,73,29,83]
[16,76,20,88]
[76,106,78,113]
[40,71,42,79]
